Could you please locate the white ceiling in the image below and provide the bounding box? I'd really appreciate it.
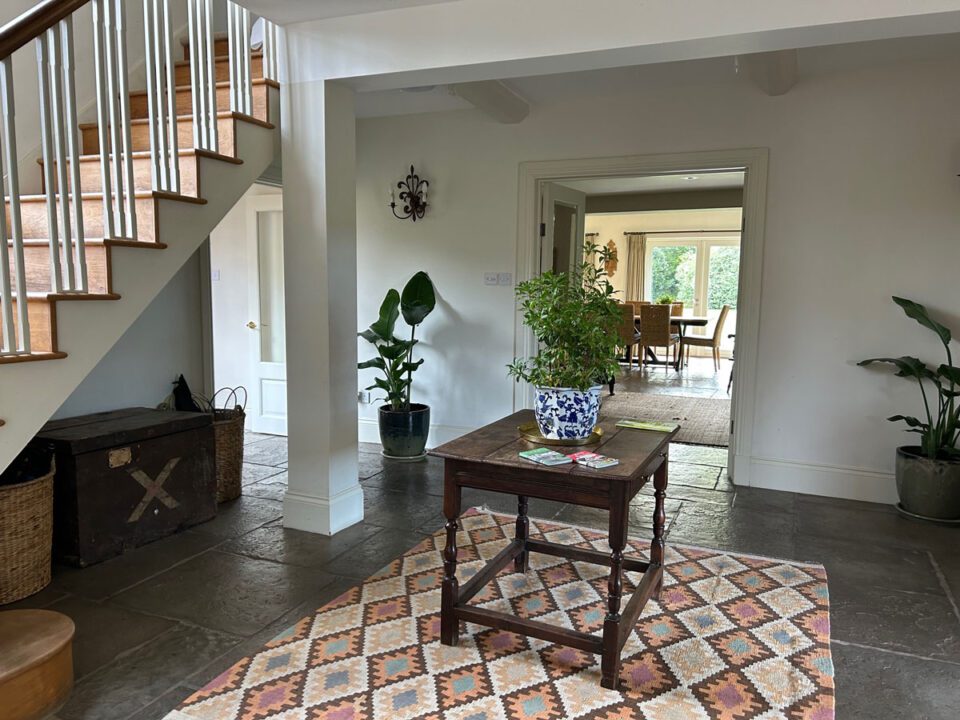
[240,0,463,25]
[354,32,960,119]
[559,172,745,196]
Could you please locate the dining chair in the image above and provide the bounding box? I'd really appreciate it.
[616,303,642,370]
[638,303,679,371]
[682,304,731,371]
[670,301,684,317]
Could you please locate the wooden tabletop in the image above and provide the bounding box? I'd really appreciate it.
[430,410,677,482]
[632,315,709,326]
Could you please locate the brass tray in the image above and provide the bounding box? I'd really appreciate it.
[518,421,603,446]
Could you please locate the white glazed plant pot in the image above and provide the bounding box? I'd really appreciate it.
[533,385,603,440]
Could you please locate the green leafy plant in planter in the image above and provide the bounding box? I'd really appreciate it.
[655,293,675,305]
[858,296,960,520]
[507,243,621,440]
[359,271,436,458]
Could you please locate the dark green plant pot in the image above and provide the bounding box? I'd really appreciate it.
[378,404,430,459]
[896,446,960,521]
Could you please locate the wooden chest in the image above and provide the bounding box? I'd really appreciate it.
[31,408,216,567]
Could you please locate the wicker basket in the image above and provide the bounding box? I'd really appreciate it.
[0,460,55,605]
[213,408,245,503]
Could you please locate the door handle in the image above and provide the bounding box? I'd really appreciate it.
[247,321,257,329]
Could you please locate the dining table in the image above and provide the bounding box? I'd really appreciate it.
[634,315,709,371]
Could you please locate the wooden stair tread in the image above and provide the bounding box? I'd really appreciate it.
[127,76,277,99]
[9,190,207,205]
[0,352,68,364]
[14,292,120,301]
[9,238,167,249]
[36,148,244,166]
[79,110,275,131]
[0,610,75,684]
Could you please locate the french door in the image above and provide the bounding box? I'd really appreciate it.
[644,233,740,351]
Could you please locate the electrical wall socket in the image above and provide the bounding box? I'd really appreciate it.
[483,272,499,286]
[498,272,513,286]
[358,390,372,404]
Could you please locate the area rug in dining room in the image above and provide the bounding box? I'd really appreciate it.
[602,394,731,447]
[165,510,833,720]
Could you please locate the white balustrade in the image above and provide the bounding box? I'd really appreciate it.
[143,0,180,192]
[262,18,279,83]
[188,0,218,152]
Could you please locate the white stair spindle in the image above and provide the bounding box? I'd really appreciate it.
[36,34,63,293]
[227,1,236,112]
[161,0,180,193]
[187,0,202,149]
[61,17,87,292]
[203,0,218,152]
[241,6,252,115]
[92,0,115,240]
[115,0,137,239]
[103,0,126,238]
[0,59,29,353]
[0,167,14,354]
[142,0,161,189]
[49,27,76,291]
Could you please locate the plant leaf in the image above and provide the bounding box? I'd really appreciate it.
[369,289,400,340]
[400,271,436,327]
[892,296,951,347]
[357,358,386,371]
[859,356,936,382]
[358,329,381,344]
[887,414,926,428]
[938,365,960,386]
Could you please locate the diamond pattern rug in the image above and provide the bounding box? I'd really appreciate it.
[164,510,834,720]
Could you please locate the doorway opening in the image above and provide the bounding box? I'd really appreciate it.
[517,149,769,479]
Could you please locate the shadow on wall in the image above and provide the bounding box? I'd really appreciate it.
[422,291,505,429]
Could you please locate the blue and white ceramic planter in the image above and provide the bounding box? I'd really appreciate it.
[533,385,602,440]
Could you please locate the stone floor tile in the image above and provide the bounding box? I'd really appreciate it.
[322,528,429,579]
[191,495,283,539]
[56,624,240,720]
[50,531,223,601]
[668,443,729,467]
[241,462,285,485]
[244,475,288,502]
[220,521,385,568]
[663,462,722,489]
[358,451,387,480]
[111,550,337,637]
[669,502,798,559]
[361,456,443,495]
[833,642,960,720]
[1,583,68,610]
[361,484,448,530]
[242,436,288,467]
[125,685,197,720]
[47,596,176,680]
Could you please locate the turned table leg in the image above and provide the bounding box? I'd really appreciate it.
[601,486,630,690]
[441,468,462,646]
[651,452,668,598]
[514,495,529,573]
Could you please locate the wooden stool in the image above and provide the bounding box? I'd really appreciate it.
[0,610,75,720]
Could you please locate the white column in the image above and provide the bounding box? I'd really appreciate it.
[281,79,361,535]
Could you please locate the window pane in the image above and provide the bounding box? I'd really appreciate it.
[649,245,697,304]
[708,244,740,351]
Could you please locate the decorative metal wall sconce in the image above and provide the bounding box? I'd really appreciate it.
[389,165,429,222]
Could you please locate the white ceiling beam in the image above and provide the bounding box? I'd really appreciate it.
[739,49,799,96]
[449,80,530,124]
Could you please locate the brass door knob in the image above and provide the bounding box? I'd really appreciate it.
[247,321,257,329]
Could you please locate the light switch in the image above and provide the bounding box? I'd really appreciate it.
[498,272,513,286]
[211,269,221,281]
[484,272,499,286]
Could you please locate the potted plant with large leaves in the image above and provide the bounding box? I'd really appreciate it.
[859,297,960,521]
[508,244,621,440]
[359,271,437,458]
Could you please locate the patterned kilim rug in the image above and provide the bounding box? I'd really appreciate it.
[165,510,833,720]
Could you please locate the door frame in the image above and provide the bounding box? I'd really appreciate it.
[514,148,769,484]
[540,182,587,274]
[246,193,288,435]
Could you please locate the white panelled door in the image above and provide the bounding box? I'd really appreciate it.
[246,195,287,434]
[539,182,587,274]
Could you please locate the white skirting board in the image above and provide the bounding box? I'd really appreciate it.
[734,453,898,505]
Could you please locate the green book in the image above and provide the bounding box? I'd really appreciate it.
[616,419,679,433]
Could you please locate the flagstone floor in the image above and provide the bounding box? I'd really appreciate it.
[10,434,960,720]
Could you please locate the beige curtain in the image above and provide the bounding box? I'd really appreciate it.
[624,233,647,301]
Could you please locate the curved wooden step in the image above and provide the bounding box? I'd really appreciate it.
[0,610,75,720]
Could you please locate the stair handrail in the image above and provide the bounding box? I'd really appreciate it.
[0,0,90,60]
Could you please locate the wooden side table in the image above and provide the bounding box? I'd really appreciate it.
[429,410,677,690]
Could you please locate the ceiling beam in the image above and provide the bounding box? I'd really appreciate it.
[449,80,530,124]
[739,49,799,96]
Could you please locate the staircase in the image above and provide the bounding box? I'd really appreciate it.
[0,0,281,471]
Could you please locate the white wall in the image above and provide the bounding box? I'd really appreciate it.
[209,183,283,395]
[356,52,960,502]
[54,250,205,418]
